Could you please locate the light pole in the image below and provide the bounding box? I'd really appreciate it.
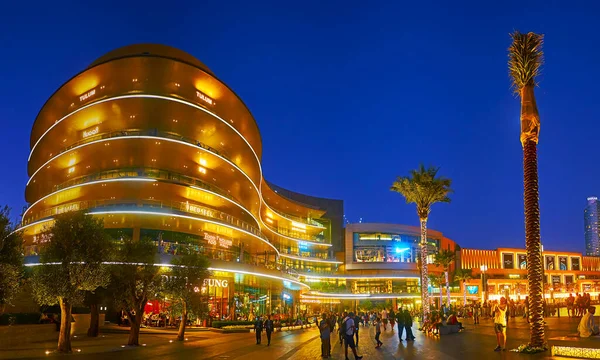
[480,265,488,302]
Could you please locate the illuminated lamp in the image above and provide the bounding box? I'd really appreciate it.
[198,166,207,174]
[199,158,207,166]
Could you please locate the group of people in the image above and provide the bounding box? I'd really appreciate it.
[567,293,593,317]
[315,308,418,359]
[253,315,275,346]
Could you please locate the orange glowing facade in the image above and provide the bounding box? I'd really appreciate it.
[20,44,344,317]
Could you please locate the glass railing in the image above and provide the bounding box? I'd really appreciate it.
[264,222,327,243]
[22,199,266,243]
[23,241,309,279]
[279,248,331,260]
[267,207,326,228]
[52,167,242,207]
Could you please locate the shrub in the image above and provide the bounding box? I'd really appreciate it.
[0,313,42,325]
[211,320,254,328]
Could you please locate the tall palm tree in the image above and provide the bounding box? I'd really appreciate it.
[434,249,456,307]
[391,165,452,321]
[454,269,472,306]
[509,31,545,349]
[428,273,444,309]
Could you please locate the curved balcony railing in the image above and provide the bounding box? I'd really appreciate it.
[51,167,244,208]
[22,199,267,243]
[267,206,326,229]
[264,222,327,244]
[31,128,247,176]
[23,241,318,279]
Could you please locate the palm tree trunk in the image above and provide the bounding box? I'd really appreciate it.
[439,284,443,310]
[523,138,545,348]
[419,218,430,321]
[58,297,72,353]
[445,269,450,307]
[463,281,467,306]
[177,301,187,341]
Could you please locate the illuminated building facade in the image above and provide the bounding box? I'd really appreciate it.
[460,247,600,301]
[585,196,600,256]
[20,44,343,319]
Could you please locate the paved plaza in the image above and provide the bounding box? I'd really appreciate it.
[1,316,594,359]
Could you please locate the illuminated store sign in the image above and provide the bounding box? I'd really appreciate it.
[203,278,229,288]
[204,232,233,249]
[196,90,214,106]
[56,203,79,215]
[186,202,215,218]
[82,126,99,138]
[79,89,96,102]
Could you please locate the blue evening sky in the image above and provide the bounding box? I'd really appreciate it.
[1,0,598,252]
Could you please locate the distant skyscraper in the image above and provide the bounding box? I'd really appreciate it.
[584,197,600,256]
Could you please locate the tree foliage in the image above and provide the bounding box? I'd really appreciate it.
[390,164,452,220]
[110,236,162,346]
[508,31,544,92]
[0,206,23,314]
[30,211,112,352]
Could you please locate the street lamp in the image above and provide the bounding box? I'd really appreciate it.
[480,265,488,302]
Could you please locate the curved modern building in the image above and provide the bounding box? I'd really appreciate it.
[20,44,343,318]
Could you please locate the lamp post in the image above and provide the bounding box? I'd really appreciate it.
[480,265,488,302]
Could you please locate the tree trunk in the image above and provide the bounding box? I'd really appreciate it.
[87,303,99,337]
[58,298,72,353]
[439,284,443,310]
[177,301,187,341]
[463,281,467,306]
[445,270,450,307]
[419,218,430,321]
[128,310,142,346]
[523,138,545,348]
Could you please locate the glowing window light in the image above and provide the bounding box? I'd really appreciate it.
[68,167,75,174]
[199,158,207,166]
[291,221,306,230]
[198,166,207,174]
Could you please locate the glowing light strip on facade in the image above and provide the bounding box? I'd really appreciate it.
[279,253,342,264]
[22,178,157,221]
[87,210,279,254]
[300,274,420,280]
[22,262,308,289]
[262,202,326,229]
[189,185,261,230]
[208,267,309,289]
[262,224,332,247]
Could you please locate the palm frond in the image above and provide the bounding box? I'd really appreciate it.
[508,31,544,92]
[391,164,453,219]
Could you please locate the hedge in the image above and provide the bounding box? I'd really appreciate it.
[211,320,254,328]
[0,313,42,325]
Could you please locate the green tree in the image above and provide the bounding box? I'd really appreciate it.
[164,251,210,341]
[0,206,23,315]
[434,249,456,307]
[508,31,546,351]
[111,237,162,346]
[31,211,112,353]
[428,273,444,309]
[454,269,472,306]
[391,165,452,321]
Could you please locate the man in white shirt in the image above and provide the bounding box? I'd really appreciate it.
[343,312,363,360]
[578,306,599,338]
[381,309,388,330]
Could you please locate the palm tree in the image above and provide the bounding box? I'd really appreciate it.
[434,249,456,307]
[392,165,452,321]
[508,31,545,349]
[454,269,472,306]
[428,273,444,309]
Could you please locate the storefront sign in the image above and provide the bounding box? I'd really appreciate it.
[196,90,214,106]
[203,278,228,288]
[56,203,79,215]
[82,126,99,138]
[186,202,215,218]
[79,89,96,102]
[203,232,233,248]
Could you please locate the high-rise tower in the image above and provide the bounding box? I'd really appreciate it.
[584,197,600,256]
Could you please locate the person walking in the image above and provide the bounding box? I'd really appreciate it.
[374,316,383,348]
[403,309,415,341]
[395,307,405,341]
[389,308,396,333]
[381,308,388,331]
[320,314,331,358]
[342,312,363,360]
[264,315,274,346]
[338,311,347,346]
[493,297,508,351]
[473,301,481,324]
[354,312,361,346]
[254,316,263,345]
